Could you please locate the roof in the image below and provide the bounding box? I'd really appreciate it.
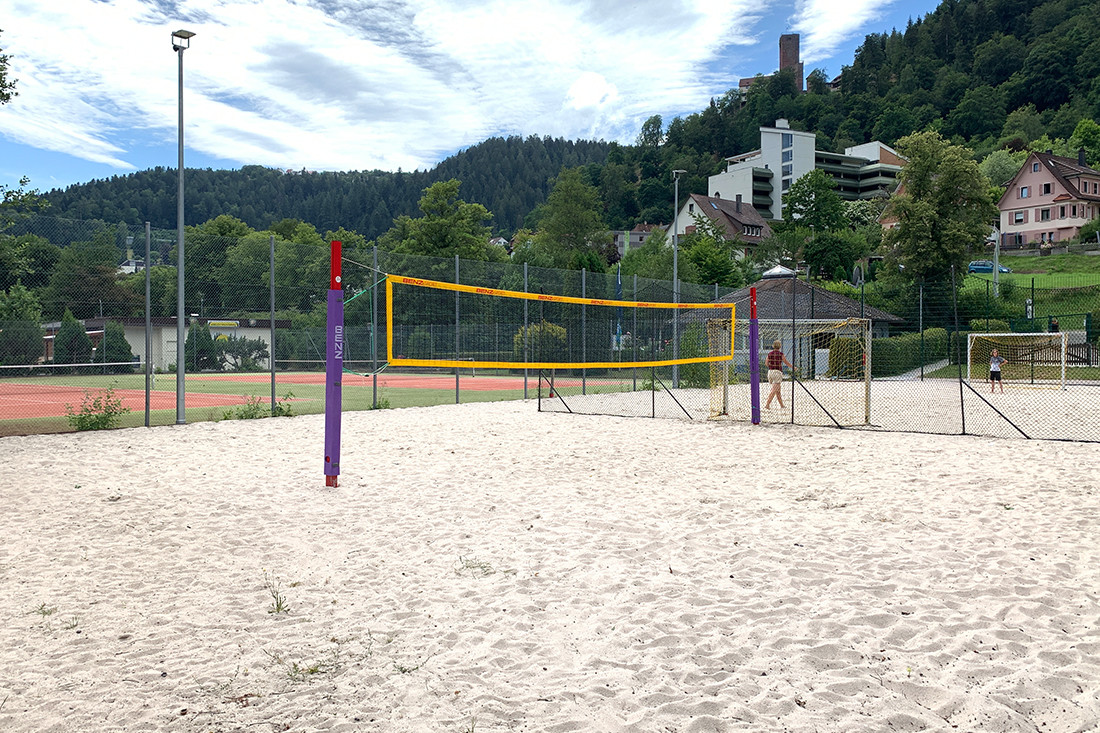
[1001,151,1100,206]
[686,194,772,243]
[715,276,905,324]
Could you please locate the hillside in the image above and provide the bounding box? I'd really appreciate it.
[43,136,614,241]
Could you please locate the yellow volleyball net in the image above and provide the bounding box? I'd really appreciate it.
[385,275,735,370]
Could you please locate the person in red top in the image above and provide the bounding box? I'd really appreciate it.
[765,339,794,409]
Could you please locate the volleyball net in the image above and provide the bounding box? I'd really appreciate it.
[385,275,736,370]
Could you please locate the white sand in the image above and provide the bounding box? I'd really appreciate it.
[1,401,1098,732]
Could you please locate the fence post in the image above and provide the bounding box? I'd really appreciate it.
[144,222,151,427]
[951,265,966,436]
[581,268,587,395]
[919,280,925,381]
[270,234,276,416]
[633,274,638,391]
[523,262,528,400]
[372,246,379,408]
[455,254,460,404]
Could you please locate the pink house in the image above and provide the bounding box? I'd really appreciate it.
[998,150,1100,246]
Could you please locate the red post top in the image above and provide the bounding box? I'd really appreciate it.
[750,287,757,319]
[330,240,342,290]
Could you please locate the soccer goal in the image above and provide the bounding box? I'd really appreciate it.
[967,332,1069,389]
[385,275,736,371]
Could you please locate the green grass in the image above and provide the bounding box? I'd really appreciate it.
[998,253,1100,276]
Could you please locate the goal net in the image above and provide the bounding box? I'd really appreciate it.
[385,275,736,370]
[967,332,1069,389]
[710,317,871,425]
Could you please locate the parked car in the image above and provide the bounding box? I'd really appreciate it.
[968,260,1012,274]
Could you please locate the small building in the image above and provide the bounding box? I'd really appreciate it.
[611,223,663,259]
[997,150,1100,247]
[42,317,290,369]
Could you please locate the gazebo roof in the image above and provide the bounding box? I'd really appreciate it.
[716,277,905,324]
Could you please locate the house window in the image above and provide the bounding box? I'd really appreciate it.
[1043,182,1052,195]
[782,178,791,191]
[1040,208,1051,221]
[782,133,792,148]
[1072,205,1078,217]
[1060,206,1066,219]
[782,150,793,163]
[1013,211,1025,224]
[782,164,793,177]
[688,203,694,213]
[1032,162,1040,172]
[1020,186,1030,198]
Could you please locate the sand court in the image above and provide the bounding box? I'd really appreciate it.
[0,400,1097,732]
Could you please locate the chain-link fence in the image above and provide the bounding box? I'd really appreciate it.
[2,214,1099,441]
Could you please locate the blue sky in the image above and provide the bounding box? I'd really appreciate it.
[0,0,942,194]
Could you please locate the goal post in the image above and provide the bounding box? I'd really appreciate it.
[966,332,1068,389]
[385,274,736,371]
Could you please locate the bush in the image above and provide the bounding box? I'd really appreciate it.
[870,328,949,377]
[65,386,130,430]
[968,318,1009,333]
[513,320,567,361]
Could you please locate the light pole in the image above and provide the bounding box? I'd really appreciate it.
[172,29,195,425]
[672,169,686,387]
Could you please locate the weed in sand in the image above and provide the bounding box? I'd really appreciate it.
[263,570,290,614]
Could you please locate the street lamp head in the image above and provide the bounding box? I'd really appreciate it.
[672,169,687,178]
[171,29,195,51]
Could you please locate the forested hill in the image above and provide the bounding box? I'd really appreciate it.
[42,136,614,240]
[42,0,1100,240]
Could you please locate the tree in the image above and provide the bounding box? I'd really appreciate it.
[636,115,663,148]
[184,323,219,371]
[96,320,134,372]
[881,131,996,288]
[620,228,675,282]
[0,283,43,365]
[0,28,14,104]
[41,234,138,319]
[1070,119,1100,166]
[783,169,846,232]
[979,149,1027,189]
[680,214,745,288]
[378,179,504,262]
[217,334,269,371]
[53,309,92,366]
[534,168,613,268]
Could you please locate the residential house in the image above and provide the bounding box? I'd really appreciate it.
[998,150,1100,247]
[673,194,772,258]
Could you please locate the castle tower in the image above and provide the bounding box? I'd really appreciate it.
[779,34,804,92]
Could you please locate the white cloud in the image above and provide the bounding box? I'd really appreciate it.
[0,0,772,176]
[790,0,899,65]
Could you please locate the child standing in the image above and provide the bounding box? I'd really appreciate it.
[989,349,1007,393]
[765,339,794,409]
